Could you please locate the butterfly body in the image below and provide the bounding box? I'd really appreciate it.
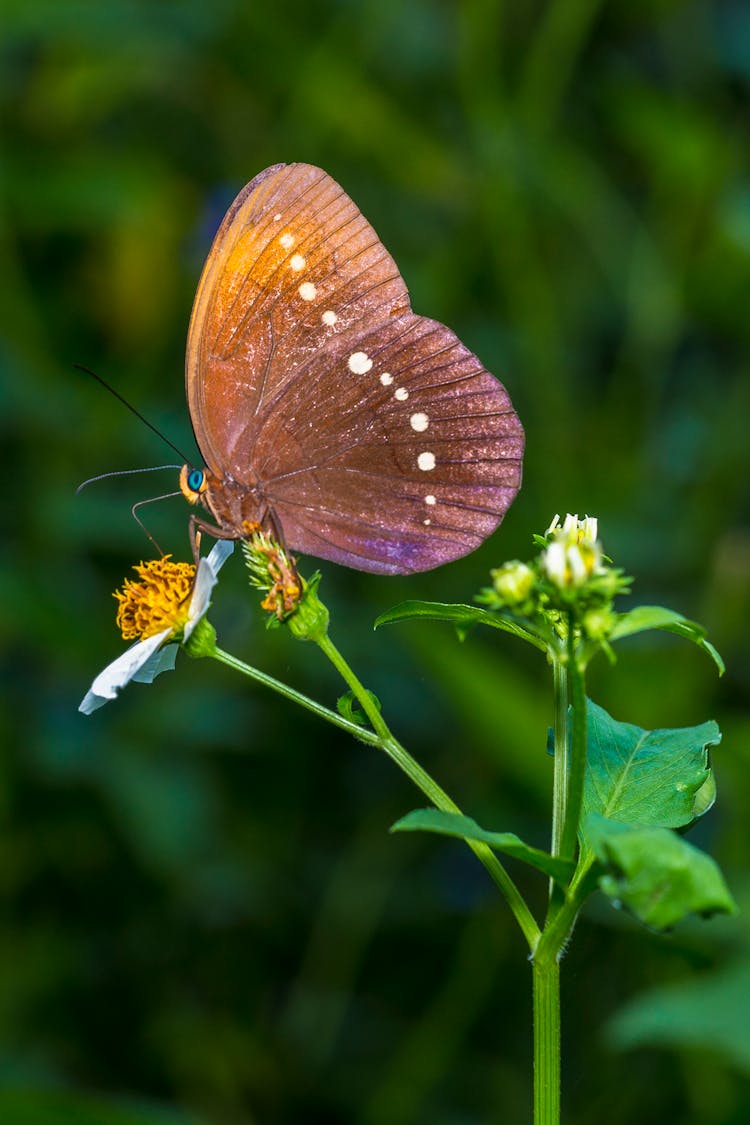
[182,163,524,574]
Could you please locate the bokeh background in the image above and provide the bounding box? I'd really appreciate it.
[3,1,750,1122]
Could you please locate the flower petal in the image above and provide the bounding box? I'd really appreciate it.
[184,540,234,640]
[79,628,171,714]
[207,539,235,573]
[132,642,178,684]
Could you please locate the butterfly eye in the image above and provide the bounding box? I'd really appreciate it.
[179,464,208,503]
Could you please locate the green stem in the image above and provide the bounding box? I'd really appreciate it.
[211,646,379,747]
[558,623,587,862]
[316,632,540,951]
[550,655,569,859]
[533,954,560,1125]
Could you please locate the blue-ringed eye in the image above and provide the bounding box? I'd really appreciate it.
[187,469,205,492]
[179,464,208,504]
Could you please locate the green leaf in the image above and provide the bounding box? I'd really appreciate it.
[374,601,547,652]
[336,689,380,726]
[609,605,724,675]
[586,814,736,930]
[606,958,750,1073]
[581,700,719,845]
[391,808,574,884]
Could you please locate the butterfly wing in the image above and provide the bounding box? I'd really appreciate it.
[186,163,524,574]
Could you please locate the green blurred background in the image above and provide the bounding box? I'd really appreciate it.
[2,1,750,1122]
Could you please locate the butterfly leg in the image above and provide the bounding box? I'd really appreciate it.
[189,513,239,563]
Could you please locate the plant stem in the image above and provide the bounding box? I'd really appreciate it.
[211,646,379,747]
[550,655,569,859]
[558,622,587,862]
[316,632,540,950]
[533,953,560,1125]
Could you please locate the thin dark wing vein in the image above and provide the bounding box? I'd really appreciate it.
[401,366,489,394]
[287,512,467,558]
[277,494,476,538]
[219,209,377,357]
[376,330,458,372]
[350,431,521,448]
[259,222,396,325]
[381,407,517,424]
[264,429,378,485]
[281,522,388,566]
[212,171,334,347]
[258,228,383,327]
[254,314,424,439]
[265,230,388,317]
[253,312,277,418]
[278,488,501,522]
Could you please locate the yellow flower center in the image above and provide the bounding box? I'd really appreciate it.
[114,557,196,640]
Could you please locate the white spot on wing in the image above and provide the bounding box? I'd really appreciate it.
[290,253,306,271]
[410,412,429,432]
[279,233,294,249]
[394,387,409,401]
[380,372,393,386]
[273,213,282,221]
[322,310,337,326]
[298,281,317,301]
[423,518,431,525]
[425,494,436,505]
[417,452,436,471]
[348,351,373,374]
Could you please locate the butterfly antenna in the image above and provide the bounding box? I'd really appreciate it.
[76,465,182,495]
[131,491,183,557]
[75,363,191,463]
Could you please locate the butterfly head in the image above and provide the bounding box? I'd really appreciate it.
[179,464,209,505]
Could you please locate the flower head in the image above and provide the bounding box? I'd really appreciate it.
[541,513,603,590]
[242,526,301,622]
[114,557,196,640]
[79,540,234,714]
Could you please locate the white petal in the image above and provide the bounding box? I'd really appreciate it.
[581,516,598,543]
[207,539,235,573]
[561,513,579,538]
[567,545,588,585]
[132,642,178,683]
[79,628,171,714]
[542,542,567,585]
[184,540,234,640]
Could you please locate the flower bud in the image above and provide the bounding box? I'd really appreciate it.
[491,560,535,606]
[582,607,615,641]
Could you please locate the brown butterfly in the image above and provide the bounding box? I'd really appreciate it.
[179,163,524,574]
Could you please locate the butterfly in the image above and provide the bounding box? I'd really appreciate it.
[179,163,524,575]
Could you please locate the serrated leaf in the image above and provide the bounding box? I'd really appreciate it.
[609,605,724,675]
[391,808,574,884]
[581,700,718,845]
[586,814,736,930]
[374,601,547,651]
[606,958,750,1072]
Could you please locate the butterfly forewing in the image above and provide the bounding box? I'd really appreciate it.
[187,164,409,469]
[186,163,524,573]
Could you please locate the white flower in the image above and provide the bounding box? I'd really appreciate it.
[541,513,603,589]
[79,540,234,714]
